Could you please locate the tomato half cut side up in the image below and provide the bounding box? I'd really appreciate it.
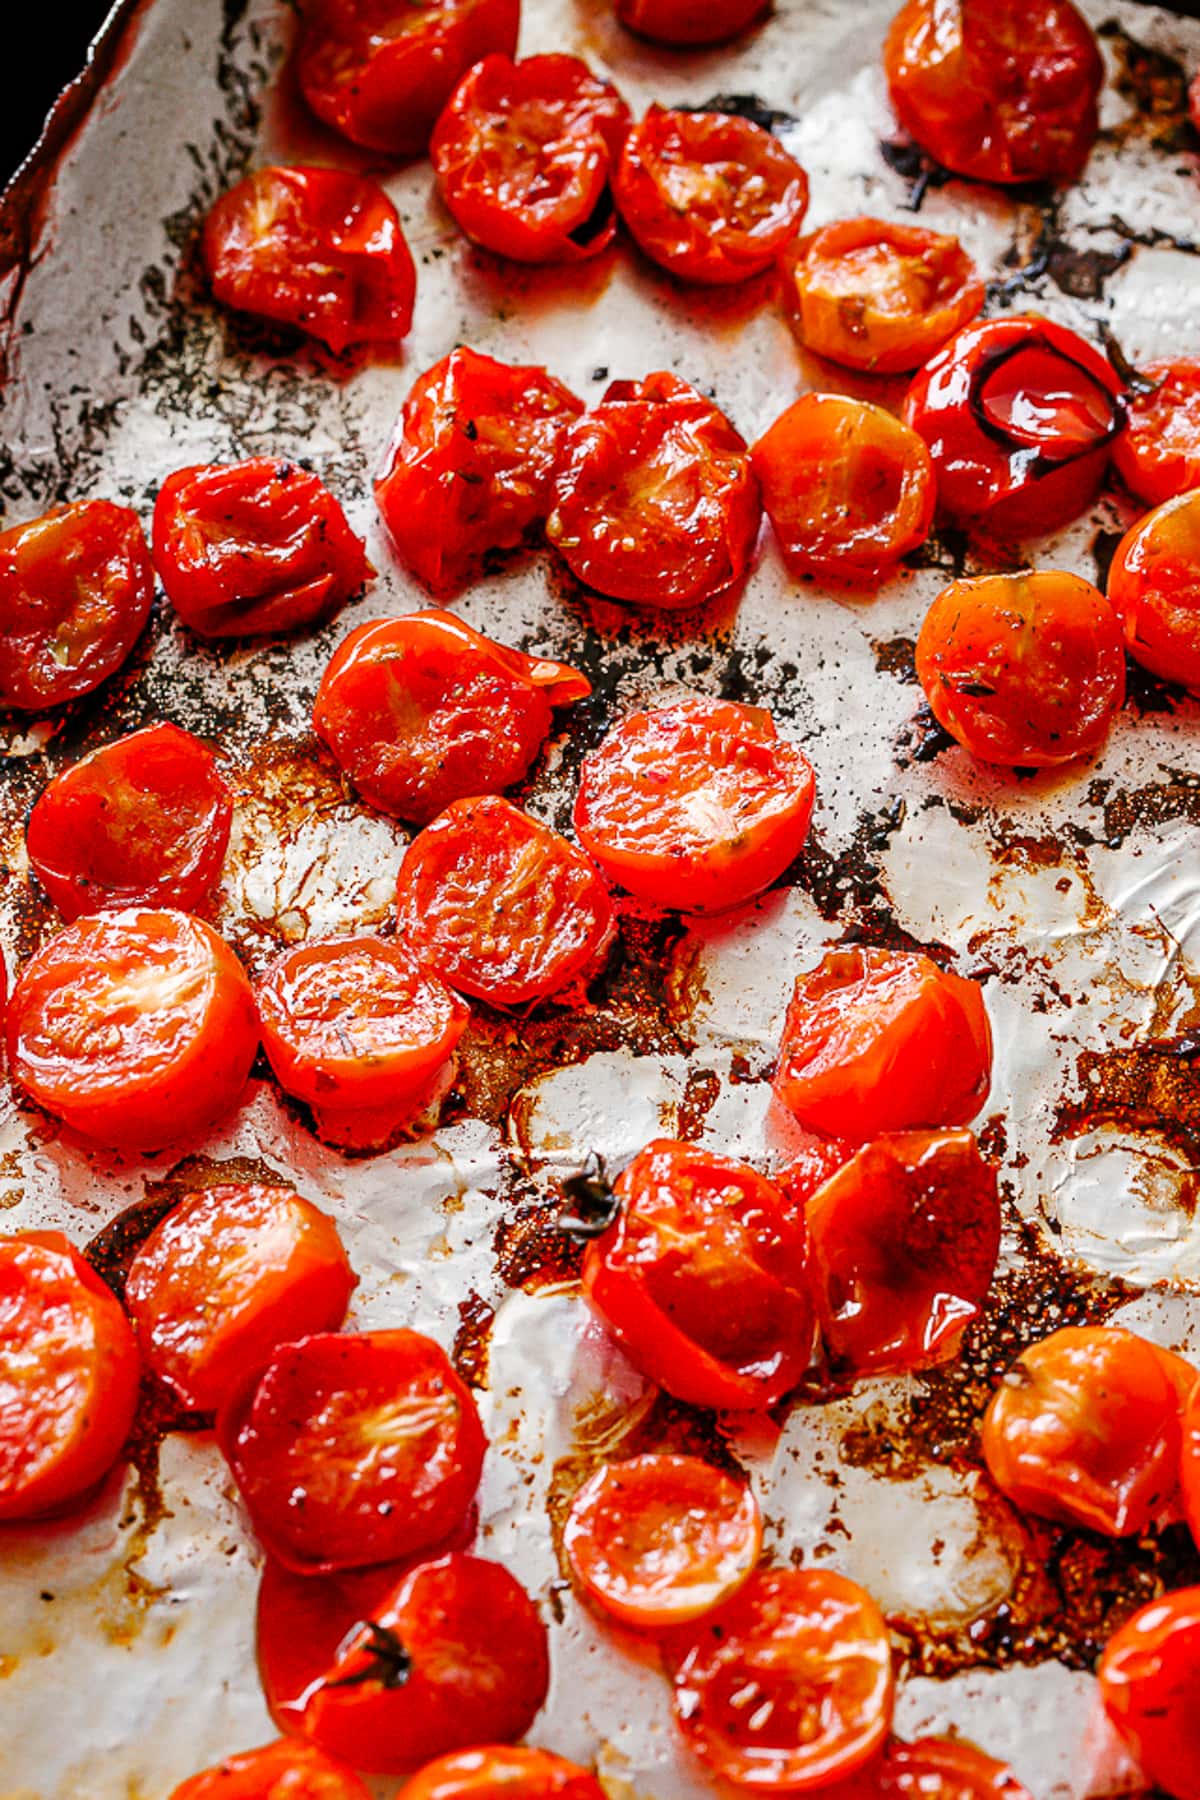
[403,1746,608,1800]
[1112,358,1200,506]
[1107,488,1200,693]
[827,1734,1034,1798]
[168,1739,372,1800]
[616,0,768,46]
[1098,1586,1200,1800]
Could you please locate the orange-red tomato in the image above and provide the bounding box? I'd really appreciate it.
[168,1739,371,1800]
[563,1454,762,1627]
[573,697,816,914]
[915,570,1126,766]
[1173,1373,1200,1547]
[1193,68,1200,137]
[774,947,992,1142]
[1107,488,1200,692]
[1112,360,1200,506]
[1099,1587,1200,1800]
[125,1184,356,1413]
[616,0,767,45]
[0,1231,140,1520]
[403,1748,607,1800]
[829,1735,1032,1798]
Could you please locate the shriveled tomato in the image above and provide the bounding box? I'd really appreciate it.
[669,1568,894,1789]
[125,1185,356,1413]
[0,499,152,711]
[203,166,416,354]
[394,795,614,1007]
[7,909,258,1151]
[1112,360,1200,506]
[774,947,992,1142]
[403,1747,606,1800]
[581,1138,815,1410]
[375,348,584,597]
[752,394,934,582]
[1107,488,1200,692]
[433,55,629,263]
[981,1325,1181,1536]
[616,0,767,45]
[153,458,371,640]
[614,107,808,286]
[313,610,590,824]
[168,1740,371,1800]
[563,1454,762,1627]
[1099,1587,1200,1800]
[830,1735,1032,1798]
[884,0,1103,186]
[0,1231,139,1520]
[547,373,761,607]
[26,723,232,921]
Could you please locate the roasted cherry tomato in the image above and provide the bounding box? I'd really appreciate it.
[297,0,519,157]
[125,1184,356,1413]
[916,570,1126,766]
[774,947,992,1142]
[0,499,152,711]
[752,394,934,581]
[153,458,371,640]
[781,217,984,374]
[203,167,415,355]
[669,1568,894,1790]
[1112,360,1200,506]
[313,610,590,824]
[256,936,469,1151]
[1099,1587,1200,1800]
[883,0,1103,186]
[403,1747,606,1800]
[981,1325,1181,1536]
[432,55,629,263]
[168,1740,371,1800]
[547,373,761,608]
[616,0,767,45]
[803,1130,999,1376]
[26,723,232,921]
[563,1453,762,1627]
[831,1735,1032,1798]
[903,315,1123,537]
[1173,1374,1200,1548]
[7,909,258,1151]
[1192,69,1200,137]
[258,1552,550,1773]
[573,697,815,914]
[581,1138,815,1410]
[375,347,584,597]
[0,1231,139,1520]
[1107,488,1200,692]
[614,107,808,286]
[394,795,614,1008]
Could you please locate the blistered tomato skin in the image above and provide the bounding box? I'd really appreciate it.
[167,1739,372,1800]
[403,1748,609,1800]
[1112,360,1200,505]
[1099,1588,1200,1800]
[1107,489,1200,692]
[616,0,767,45]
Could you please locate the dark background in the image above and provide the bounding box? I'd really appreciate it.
[1,1,119,189]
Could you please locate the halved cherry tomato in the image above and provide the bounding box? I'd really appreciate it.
[829,1735,1032,1798]
[563,1453,762,1627]
[375,348,584,597]
[614,107,808,286]
[313,610,590,824]
[125,1184,356,1413]
[669,1567,894,1789]
[0,1231,139,1520]
[774,947,992,1142]
[203,166,416,354]
[883,0,1103,186]
[981,1325,1181,1536]
[433,55,629,263]
[581,1138,815,1410]
[168,1740,371,1800]
[1107,488,1200,692]
[297,0,520,157]
[1099,1587,1200,1800]
[547,373,761,607]
[781,1138,856,1211]
[915,570,1126,766]
[752,394,934,581]
[26,723,232,921]
[153,458,371,640]
[6,909,258,1150]
[256,936,469,1151]
[0,499,152,711]
[781,218,984,374]
[403,1747,606,1800]
[573,697,815,914]
[616,0,767,45]
[394,795,614,1008]
[1112,360,1200,506]
[903,315,1123,537]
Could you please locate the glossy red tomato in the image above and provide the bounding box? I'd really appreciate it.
[614,107,808,286]
[0,1231,139,1520]
[774,947,992,1142]
[203,166,416,354]
[168,1740,371,1800]
[830,1735,1032,1798]
[616,0,767,45]
[547,373,761,607]
[394,795,614,1008]
[0,499,152,711]
[403,1748,606,1800]
[375,347,584,597]
[752,394,934,581]
[433,55,629,263]
[581,1138,815,1410]
[313,610,590,824]
[884,0,1103,186]
[1192,69,1200,137]
[1112,360,1200,506]
[1099,1587,1200,1800]
[26,723,232,921]
[153,458,371,640]
[669,1568,894,1789]
[916,570,1126,766]
[1107,488,1200,692]
[7,909,258,1151]
[125,1184,356,1413]
[1172,1372,1200,1546]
